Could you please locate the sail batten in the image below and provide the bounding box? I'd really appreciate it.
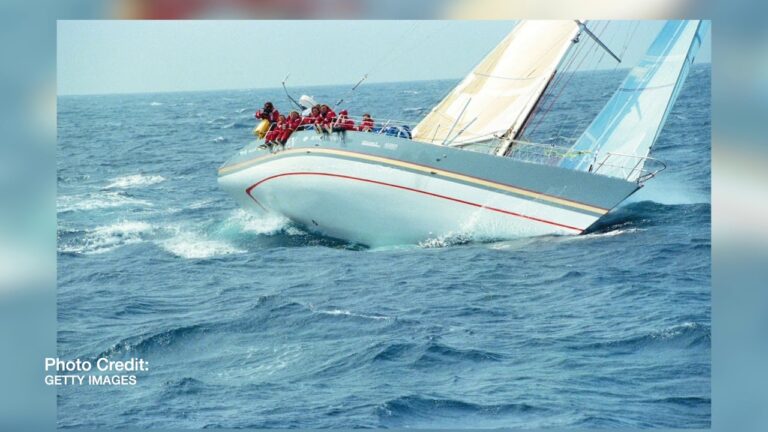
[561,20,709,181]
[412,21,580,147]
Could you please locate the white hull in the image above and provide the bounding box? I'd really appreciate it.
[219,151,604,247]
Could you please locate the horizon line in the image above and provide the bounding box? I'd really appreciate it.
[57,62,711,97]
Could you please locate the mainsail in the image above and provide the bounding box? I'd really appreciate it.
[561,20,709,181]
[411,21,580,148]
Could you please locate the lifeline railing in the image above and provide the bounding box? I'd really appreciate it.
[454,138,666,184]
[590,151,667,184]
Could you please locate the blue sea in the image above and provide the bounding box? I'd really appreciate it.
[57,65,711,428]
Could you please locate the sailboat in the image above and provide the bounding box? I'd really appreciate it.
[218,20,709,247]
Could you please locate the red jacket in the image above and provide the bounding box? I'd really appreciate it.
[255,108,280,123]
[335,117,356,130]
[286,117,301,130]
[358,118,375,131]
[317,109,336,125]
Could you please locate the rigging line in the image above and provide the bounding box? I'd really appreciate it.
[520,25,593,136]
[592,21,618,69]
[524,21,610,139]
[281,74,304,111]
[366,22,422,77]
[334,22,422,108]
[533,22,593,108]
[622,21,641,59]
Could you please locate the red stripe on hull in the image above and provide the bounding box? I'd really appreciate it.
[246,172,584,233]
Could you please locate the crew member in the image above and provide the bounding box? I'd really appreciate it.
[316,104,337,132]
[358,113,375,132]
[332,110,356,132]
[255,101,280,123]
[280,111,302,144]
[302,106,321,126]
[264,114,287,149]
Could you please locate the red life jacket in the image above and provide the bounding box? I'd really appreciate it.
[255,109,280,123]
[358,118,375,131]
[319,109,336,125]
[287,117,302,130]
[336,116,355,130]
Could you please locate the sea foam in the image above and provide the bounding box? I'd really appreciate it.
[104,174,166,189]
[59,220,153,254]
[158,226,245,259]
[57,191,153,213]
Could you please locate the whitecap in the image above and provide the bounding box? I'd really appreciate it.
[104,174,166,189]
[418,233,472,249]
[561,228,642,242]
[149,101,163,106]
[188,199,216,210]
[59,220,153,255]
[207,116,228,124]
[57,191,153,213]
[158,227,245,259]
[653,322,704,340]
[309,305,391,321]
[227,209,292,235]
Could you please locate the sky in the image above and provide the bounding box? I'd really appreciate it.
[57,20,711,95]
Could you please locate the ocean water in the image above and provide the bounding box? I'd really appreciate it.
[57,65,711,428]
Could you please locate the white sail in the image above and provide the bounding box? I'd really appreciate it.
[562,20,709,181]
[412,21,580,147]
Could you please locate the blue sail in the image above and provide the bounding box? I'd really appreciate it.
[561,20,709,181]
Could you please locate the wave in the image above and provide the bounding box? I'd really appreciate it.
[103,173,166,189]
[647,396,710,407]
[187,198,217,210]
[220,121,251,130]
[627,179,710,206]
[57,174,91,184]
[58,220,153,255]
[158,225,246,259]
[57,191,153,213]
[214,210,354,250]
[586,200,709,235]
[416,211,516,248]
[563,228,643,242]
[94,323,208,359]
[149,101,163,106]
[377,395,543,427]
[418,232,473,249]
[370,340,504,367]
[206,116,229,124]
[161,377,211,396]
[570,322,710,353]
[310,306,391,321]
[224,209,293,236]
